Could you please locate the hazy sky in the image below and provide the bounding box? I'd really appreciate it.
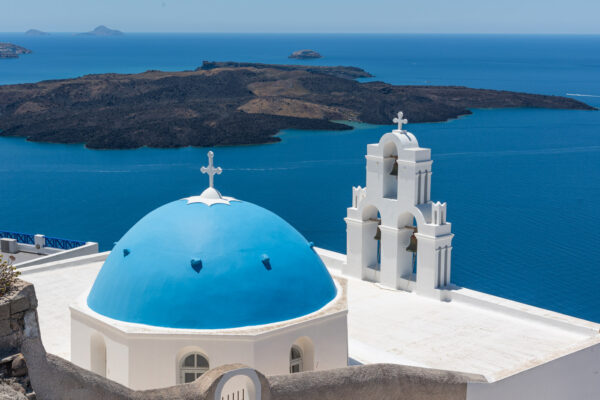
[3,0,599,34]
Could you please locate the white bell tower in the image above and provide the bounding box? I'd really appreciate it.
[343,112,454,300]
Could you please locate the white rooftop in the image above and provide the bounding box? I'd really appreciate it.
[339,270,599,382]
[21,251,600,383]
[20,254,104,360]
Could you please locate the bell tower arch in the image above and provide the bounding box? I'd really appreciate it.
[344,112,454,300]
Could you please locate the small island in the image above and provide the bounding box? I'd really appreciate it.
[77,25,123,36]
[0,42,32,59]
[0,61,594,149]
[289,49,322,59]
[25,29,50,36]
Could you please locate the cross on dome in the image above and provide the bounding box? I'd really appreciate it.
[201,150,222,189]
[183,150,239,206]
[393,111,408,131]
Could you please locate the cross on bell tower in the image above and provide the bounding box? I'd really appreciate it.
[393,111,408,131]
[201,151,222,189]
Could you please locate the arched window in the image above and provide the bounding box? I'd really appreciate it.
[180,353,209,384]
[289,345,303,373]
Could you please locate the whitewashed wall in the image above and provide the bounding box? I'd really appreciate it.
[71,307,347,390]
[467,342,600,400]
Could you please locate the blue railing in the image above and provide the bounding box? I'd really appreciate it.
[0,231,35,245]
[0,231,86,250]
[44,236,86,250]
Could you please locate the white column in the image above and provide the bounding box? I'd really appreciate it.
[379,226,399,289]
[414,233,438,297]
[436,247,442,287]
[344,218,378,279]
[444,246,452,286]
[414,233,454,298]
[426,171,432,202]
[417,172,423,204]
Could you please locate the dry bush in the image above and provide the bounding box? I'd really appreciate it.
[0,254,20,297]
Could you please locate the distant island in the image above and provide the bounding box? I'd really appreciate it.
[0,61,594,149]
[0,42,32,59]
[25,29,50,36]
[77,25,123,36]
[289,49,322,59]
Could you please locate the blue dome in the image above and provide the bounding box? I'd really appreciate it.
[87,198,337,329]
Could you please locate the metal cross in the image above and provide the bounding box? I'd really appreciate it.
[393,111,408,131]
[201,151,222,188]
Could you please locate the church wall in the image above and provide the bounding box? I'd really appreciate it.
[466,342,600,400]
[72,311,347,391]
[126,336,254,390]
[252,312,348,376]
[71,314,130,387]
[70,276,347,392]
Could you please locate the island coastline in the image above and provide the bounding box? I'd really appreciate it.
[0,61,594,149]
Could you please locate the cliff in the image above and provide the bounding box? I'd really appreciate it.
[0,61,594,149]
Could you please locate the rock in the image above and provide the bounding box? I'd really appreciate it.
[0,43,32,59]
[10,354,27,377]
[289,49,322,59]
[10,297,29,315]
[77,25,123,36]
[0,383,27,400]
[0,320,12,337]
[0,303,10,321]
[0,355,18,365]
[25,29,49,36]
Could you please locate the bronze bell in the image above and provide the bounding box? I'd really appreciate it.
[406,233,418,252]
[390,156,398,176]
[374,226,381,241]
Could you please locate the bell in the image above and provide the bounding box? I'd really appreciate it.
[390,157,398,176]
[406,233,418,252]
[374,226,381,241]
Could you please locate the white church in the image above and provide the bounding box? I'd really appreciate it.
[19,112,600,399]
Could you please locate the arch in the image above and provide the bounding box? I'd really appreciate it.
[291,336,315,372]
[377,131,419,154]
[382,140,398,158]
[361,204,380,221]
[215,368,261,400]
[358,204,383,282]
[382,141,399,199]
[178,351,210,384]
[397,211,420,280]
[397,207,427,229]
[90,332,106,377]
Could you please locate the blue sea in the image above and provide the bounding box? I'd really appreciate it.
[0,34,599,321]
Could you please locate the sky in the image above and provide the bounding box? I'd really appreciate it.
[2,0,599,34]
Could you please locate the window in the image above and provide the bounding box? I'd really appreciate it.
[180,353,209,384]
[289,345,303,373]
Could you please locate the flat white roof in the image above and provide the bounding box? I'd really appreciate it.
[20,255,105,360]
[329,268,600,382]
[21,251,600,382]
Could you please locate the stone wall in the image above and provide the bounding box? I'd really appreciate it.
[0,281,37,358]
[3,280,486,400]
[269,364,482,400]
